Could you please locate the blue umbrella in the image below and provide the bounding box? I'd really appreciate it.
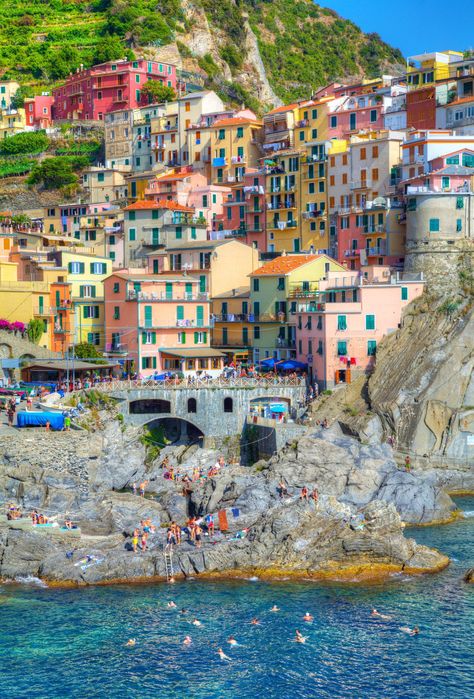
[277,359,308,371]
[259,358,278,368]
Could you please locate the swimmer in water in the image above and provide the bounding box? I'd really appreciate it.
[371,609,392,620]
[295,630,307,644]
[227,636,238,646]
[183,636,192,646]
[303,612,313,622]
[126,639,136,647]
[192,618,202,626]
[250,618,260,625]
[270,605,280,612]
[399,626,420,636]
[217,648,231,661]
[167,601,177,608]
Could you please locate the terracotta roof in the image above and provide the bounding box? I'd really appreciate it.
[212,117,262,127]
[442,95,474,106]
[123,200,194,212]
[250,254,323,276]
[155,172,191,182]
[266,103,299,115]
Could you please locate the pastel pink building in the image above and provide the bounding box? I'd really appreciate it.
[104,271,224,377]
[327,79,398,139]
[24,95,54,129]
[292,266,424,388]
[402,148,474,192]
[146,169,230,232]
[52,59,177,121]
[213,169,267,249]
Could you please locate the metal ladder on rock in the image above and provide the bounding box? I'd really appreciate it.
[163,545,174,582]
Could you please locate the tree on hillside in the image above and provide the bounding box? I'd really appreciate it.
[0,131,49,156]
[141,81,176,104]
[94,34,125,64]
[11,85,34,110]
[27,157,88,190]
[27,318,44,345]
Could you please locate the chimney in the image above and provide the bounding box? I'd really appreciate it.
[232,288,236,296]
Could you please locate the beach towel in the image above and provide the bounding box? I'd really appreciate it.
[218,510,229,532]
[231,508,240,518]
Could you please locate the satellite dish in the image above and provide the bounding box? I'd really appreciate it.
[373,196,387,207]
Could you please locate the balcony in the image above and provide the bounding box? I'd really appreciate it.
[254,313,288,323]
[231,156,246,165]
[302,210,323,219]
[213,314,252,323]
[276,337,296,348]
[350,179,372,190]
[113,93,128,104]
[366,244,387,256]
[127,290,209,302]
[142,320,210,330]
[53,326,67,334]
[105,342,128,354]
[362,224,385,234]
[33,305,53,316]
[247,226,264,233]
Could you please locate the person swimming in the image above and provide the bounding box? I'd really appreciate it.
[270,605,280,612]
[183,636,192,646]
[250,618,260,625]
[217,648,231,661]
[371,609,392,620]
[192,618,202,626]
[125,639,136,647]
[295,630,307,644]
[399,626,420,636]
[303,612,313,622]
[180,608,187,614]
[167,601,177,608]
[227,636,238,646]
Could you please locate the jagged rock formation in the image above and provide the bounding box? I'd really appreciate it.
[0,422,453,585]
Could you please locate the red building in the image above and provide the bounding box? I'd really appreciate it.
[52,58,177,121]
[406,86,437,130]
[215,169,267,250]
[24,95,54,129]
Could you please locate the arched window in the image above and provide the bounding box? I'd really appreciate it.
[223,397,233,413]
[187,397,197,413]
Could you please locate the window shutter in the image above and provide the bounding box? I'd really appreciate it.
[91,286,96,298]
[152,331,156,344]
[79,286,84,298]
[83,307,88,319]
[203,332,207,343]
[142,357,146,370]
[68,262,73,273]
[181,332,186,344]
[152,357,157,369]
[177,305,184,321]
[90,263,94,273]
[194,331,198,344]
[79,262,84,273]
[142,331,147,343]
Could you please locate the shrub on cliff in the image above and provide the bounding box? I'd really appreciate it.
[27,318,44,344]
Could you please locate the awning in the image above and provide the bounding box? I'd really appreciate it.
[159,348,225,358]
[23,360,120,371]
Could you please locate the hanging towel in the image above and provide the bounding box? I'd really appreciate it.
[232,508,240,518]
[218,510,229,531]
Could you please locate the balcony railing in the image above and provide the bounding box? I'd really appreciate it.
[127,290,209,302]
[350,179,372,190]
[254,313,288,323]
[142,320,210,329]
[212,340,251,348]
[105,343,129,354]
[363,224,385,234]
[34,306,51,315]
[276,337,296,348]
[212,313,253,323]
[366,245,387,256]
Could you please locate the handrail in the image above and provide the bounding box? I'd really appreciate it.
[69,376,305,393]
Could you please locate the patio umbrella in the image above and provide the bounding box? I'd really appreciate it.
[276,359,308,371]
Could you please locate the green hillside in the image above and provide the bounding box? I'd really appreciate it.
[0,0,404,104]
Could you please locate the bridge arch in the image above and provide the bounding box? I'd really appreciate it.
[130,398,171,414]
[144,416,204,445]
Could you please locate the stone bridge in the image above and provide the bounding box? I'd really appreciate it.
[89,378,306,441]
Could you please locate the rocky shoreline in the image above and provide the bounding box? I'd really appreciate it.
[0,418,464,587]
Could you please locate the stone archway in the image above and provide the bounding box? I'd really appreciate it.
[145,416,205,445]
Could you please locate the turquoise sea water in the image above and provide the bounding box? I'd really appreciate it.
[0,497,473,699]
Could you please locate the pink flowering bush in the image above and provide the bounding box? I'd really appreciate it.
[0,319,26,333]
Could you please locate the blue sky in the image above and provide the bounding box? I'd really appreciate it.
[322,1,474,57]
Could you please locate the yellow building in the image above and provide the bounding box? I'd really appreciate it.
[406,51,463,90]
[207,117,263,185]
[0,81,20,110]
[264,147,303,253]
[0,107,25,138]
[249,253,345,362]
[0,260,52,348]
[211,286,252,363]
[57,251,112,349]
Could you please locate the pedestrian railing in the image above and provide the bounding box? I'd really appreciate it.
[70,376,305,393]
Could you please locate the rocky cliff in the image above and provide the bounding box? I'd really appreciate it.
[0,422,454,585]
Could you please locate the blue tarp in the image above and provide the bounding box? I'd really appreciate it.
[17,411,65,431]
